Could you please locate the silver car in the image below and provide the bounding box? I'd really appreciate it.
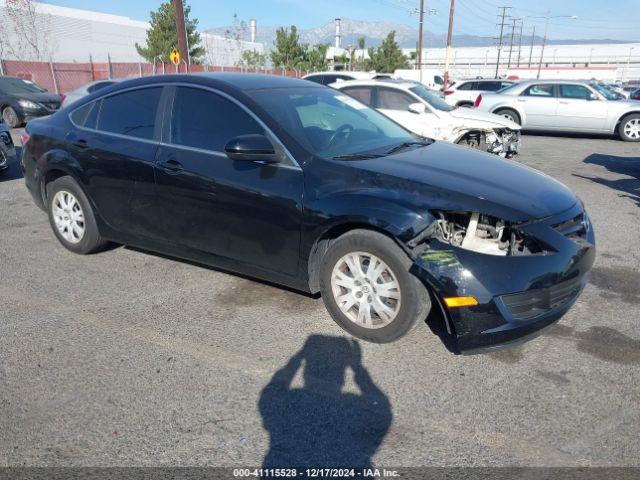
[61,79,119,107]
[474,79,640,142]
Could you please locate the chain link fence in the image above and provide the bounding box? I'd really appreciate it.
[0,58,309,94]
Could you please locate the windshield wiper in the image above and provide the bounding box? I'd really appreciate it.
[384,140,432,156]
[331,153,384,160]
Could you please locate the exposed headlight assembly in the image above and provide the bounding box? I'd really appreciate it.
[428,211,550,256]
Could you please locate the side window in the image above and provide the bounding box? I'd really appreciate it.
[522,84,555,97]
[481,81,503,91]
[305,75,324,85]
[559,84,592,100]
[98,87,162,140]
[457,82,475,91]
[170,87,263,152]
[341,87,373,106]
[70,100,100,129]
[434,76,444,86]
[376,88,415,110]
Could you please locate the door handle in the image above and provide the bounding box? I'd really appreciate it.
[559,101,570,104]
[159,158,183,173]
[516,99,526,102]
[72,139,89,149]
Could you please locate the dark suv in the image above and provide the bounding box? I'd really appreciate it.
[21,74,595,353]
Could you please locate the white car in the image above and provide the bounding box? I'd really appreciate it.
[444,78,516,107]
[332,79,521,157]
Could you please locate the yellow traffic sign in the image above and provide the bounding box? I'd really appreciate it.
[169,48,180,66]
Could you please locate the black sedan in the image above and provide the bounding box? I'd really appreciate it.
[0,76,62,128]
[20,74,595,353]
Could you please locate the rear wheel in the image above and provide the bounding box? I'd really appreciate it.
[618,114,640,142]
[2,106,20,129]
[319,229,431,343]
[494,108,521,125]
[46,176,108,254]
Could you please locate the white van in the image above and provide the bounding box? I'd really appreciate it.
[393,69,445,89]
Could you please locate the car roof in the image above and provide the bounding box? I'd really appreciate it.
[513,79,593,86]
[109,72,315,93]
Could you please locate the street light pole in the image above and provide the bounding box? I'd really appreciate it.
[443,0,455,87]
[417,0,424,83]
[536,14,577,79]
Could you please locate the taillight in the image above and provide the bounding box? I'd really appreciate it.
[474,94,482,108]
[443,89,454,95]
[20,132,30,144]
[60,94,66,103]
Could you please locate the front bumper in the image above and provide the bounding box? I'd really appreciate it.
[412,202,595,353]
[0,133,17,172]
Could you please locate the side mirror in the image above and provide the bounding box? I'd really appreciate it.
[224,134,279,163]
[588,93,599,101]
[408,102,426,114]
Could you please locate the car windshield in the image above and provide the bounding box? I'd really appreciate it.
[590,83,618,101]
[409,84,454,111]
[0,77,47,94]
[248,87,420,159]
[496,83,520,94]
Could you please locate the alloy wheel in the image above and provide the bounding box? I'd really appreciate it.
[2,107,18,129]
[624,119,640,140]
[52,190,85,244]
[330,251,401,329]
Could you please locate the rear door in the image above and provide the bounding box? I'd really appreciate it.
[374,86,441,138]
[517,83,559,128]
[154,85,303,275]
[67,86,166,241]
[556,83,608,132]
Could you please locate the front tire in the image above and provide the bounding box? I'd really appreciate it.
[618,114,640,142]
[2,106,20,129]
[319,229,431,343]
[494,108,521,126]
[46,176,107,254]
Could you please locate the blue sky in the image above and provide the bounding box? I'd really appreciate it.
[40,0,640,41]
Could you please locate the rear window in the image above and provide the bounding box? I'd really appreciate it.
[341,87,374,106]
[457,82,476,91]
[70,101,100,129]
[97,87,162,140]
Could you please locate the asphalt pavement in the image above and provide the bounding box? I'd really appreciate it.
[0,131,639,467]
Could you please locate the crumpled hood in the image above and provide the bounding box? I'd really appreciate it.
[352,141,576,221]
[448,107,521,130]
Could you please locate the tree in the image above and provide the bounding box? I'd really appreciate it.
[356,37,366,70]
[366,31,408,73]
[301,44,329,71]
[270,26,305,70]
[237,49,266,69]
[135,1,204,64]
[1,0,57,61]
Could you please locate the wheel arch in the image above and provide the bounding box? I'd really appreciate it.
[615,110,640,133]
[490,104,524,124]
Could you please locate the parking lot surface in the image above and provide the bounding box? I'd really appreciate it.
[1,132,639,467]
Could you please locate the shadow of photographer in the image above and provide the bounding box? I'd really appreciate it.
[259,335,392,469]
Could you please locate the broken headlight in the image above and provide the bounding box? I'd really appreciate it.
[424,211,550,256]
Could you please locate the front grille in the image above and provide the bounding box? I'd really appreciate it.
[499,276,583,322]
[553,212,588,239]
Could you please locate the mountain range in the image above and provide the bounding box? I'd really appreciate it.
[205,18,636,50]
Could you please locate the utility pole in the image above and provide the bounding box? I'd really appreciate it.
[495,6,511,78]
[536,14,551,79]
[507,17,517,68]
[417,0,424,83]
[173,0,189,70]
[443,0,455,87]
[528,25,536,67]
[516,19,524,67]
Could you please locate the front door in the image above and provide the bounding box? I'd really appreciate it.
[154,86,304,276]
[556,84,608,132]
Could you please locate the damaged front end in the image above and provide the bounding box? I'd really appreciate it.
[406,205,595,353]
[457,128,521,158]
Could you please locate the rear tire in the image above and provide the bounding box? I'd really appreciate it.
[46,176,108,254]
[2,106,20,129]
[494,108,521,125]
[618,114,640,142]
[456,102,474,108]
[319,229,431,343]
